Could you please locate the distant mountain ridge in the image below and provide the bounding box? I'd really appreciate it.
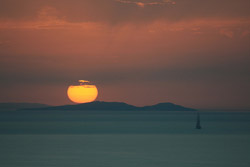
[26,101,196,111]
[37,101,137,111]
[0,103,51,111]
[142,102,196,111]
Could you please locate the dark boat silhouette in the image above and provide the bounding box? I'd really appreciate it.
[196,112,202,129]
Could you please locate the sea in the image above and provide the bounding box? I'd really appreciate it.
[0,110,250,167]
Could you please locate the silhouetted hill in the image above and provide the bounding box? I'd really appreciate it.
[0,103,51,111]
[29,101,196,111]
[142,103,196,111]
[36,101,138,111]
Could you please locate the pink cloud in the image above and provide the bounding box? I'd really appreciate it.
[242,30,250,37]
[219,29,234,38]
[116,0,175,8]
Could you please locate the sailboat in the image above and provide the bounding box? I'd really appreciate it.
[196,112,202,129]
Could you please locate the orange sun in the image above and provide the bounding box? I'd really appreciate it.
[67,80,98,103]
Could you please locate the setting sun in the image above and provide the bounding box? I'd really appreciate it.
[67,80,98,103]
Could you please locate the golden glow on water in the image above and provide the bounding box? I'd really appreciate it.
[67,85,98,103]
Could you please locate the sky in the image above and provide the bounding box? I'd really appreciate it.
[0,0,250,109]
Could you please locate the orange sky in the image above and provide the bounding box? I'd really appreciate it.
[0,0,250,109]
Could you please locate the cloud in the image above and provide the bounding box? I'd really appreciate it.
[220,29,234,38]
[116,0,175,8]
[0,0,249,24]
[0,40,11,48]
[242,30,250,37]
[0,6,105,30]
[37,6,61,21]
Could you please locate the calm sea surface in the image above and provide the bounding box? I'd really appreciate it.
[0,110,250,167]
